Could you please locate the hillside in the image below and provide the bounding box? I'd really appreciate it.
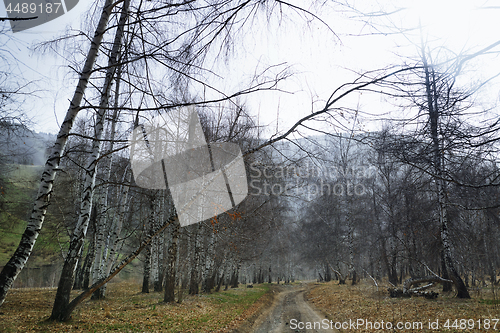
[0,128,64,287]
[0,123,55,166]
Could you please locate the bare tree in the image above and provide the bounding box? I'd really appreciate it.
[419,47,470,298]
[0,0,118,307]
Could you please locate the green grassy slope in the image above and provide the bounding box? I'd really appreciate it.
[0,164,66,266]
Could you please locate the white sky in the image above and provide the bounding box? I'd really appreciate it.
[1,0,500,137]
[0,0,90,132]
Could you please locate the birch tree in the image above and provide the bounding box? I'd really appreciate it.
[420,48,470,298]
[48,0,131,320]
[163,218,180,302]
[0,0,117,307]
[91,101,131,298]
[376,40,500,297]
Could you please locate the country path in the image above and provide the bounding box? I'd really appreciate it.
[244,283,337,333]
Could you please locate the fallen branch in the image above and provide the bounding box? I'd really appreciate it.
[361,267,379,291]
[388,275,452,299]
[403,276,452,293]
[411,282,435,292]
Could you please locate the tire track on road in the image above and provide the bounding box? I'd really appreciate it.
[249,284,337,333]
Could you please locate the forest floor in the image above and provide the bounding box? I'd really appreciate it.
[0,281,272,332]
[306,280,500,332]
[1,280,499,332]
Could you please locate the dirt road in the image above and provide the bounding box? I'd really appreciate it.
[248,284,337,333]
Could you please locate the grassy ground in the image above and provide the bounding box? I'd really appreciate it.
[0,281,270,332]
[0,164,67,268]
[307,280,500,332]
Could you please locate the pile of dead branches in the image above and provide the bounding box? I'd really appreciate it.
[388,276,452,299]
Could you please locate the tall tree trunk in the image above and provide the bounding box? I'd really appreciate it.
[215,271,224,292]
[49,0,130,320]
[82,215,98,290]
[142,244,152,293]
[189,224,201,295]
[422,50,470,299]
[164,219,180,302]
[92,65,124,299]
[152,235,164,292]
[0,0,116,308]
[103,168,131,281]
[81,239,94,290]
[441,250,453,292]
[142,196,157,293]
[347,215,357,285]
[91,191,107,300]
[72,242,85,290]
[202,229,216,293]
[55,213,178,321]
[152,200,164,292]
[381,238,398,285]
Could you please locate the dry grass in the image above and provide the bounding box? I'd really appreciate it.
[307,280,500,332]
[0,281,270,332]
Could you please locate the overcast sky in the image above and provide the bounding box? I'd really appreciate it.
[1,0,499,137]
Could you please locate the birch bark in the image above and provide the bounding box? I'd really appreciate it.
[189,224,201,295]
[50,0,131,320]
[92,74,123,299]
[0,0,116,307]
[422,49,470,299]
[164,219,180,302]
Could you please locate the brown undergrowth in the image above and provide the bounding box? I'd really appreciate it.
[307,280,500,332]
[0,281,270,332]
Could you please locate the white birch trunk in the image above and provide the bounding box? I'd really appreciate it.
[0,0,116,308]
[142,196,157,293]
[94,66,124,298]
[202,228,216,292]
[105,167,131,276]
[50,0,130,320]
[164,219,180,302]
[91,187,107,298]
[189,224,202,295]
[422,49,470,299]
